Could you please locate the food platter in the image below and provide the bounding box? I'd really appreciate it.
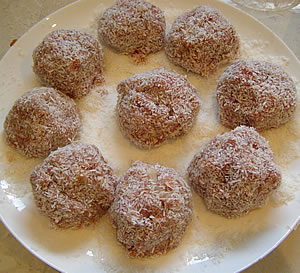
[0,0,299,272]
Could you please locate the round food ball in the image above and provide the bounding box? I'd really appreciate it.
[165,5,240,76]
[3,87,80,158]
[110,160,192,257]
[216,59,297,130]
[98,0,166,62]
[30,143,117,229]
[116,68,201,148]
[187,126,281,218]
[33,29,104,99]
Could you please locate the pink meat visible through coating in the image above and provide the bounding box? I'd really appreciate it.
[33,29,104,99]
[216,59,297,130]
[165,5,240,76]
[4,87,80,158]
[187,126,281,218]
[30,143,117,229]
[109,160,192,257]
[116,68,201,148]
[98,0,166,62]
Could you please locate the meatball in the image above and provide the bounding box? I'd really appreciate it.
[187,126,281,218]
[116,68,201,148]
[109,160,192,257]
[216,59,297,130]
[33,29,104,99]
[30,143,117,229]
[98,0,166,62]
[3,87,80,158]
[165,5,240,76]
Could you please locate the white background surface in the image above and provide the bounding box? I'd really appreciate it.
[0,0,299,272]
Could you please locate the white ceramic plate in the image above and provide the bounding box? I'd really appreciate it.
[0,0,299,272]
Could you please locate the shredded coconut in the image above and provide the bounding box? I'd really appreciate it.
[33,29,104,99]
[165,5,240,76]
[216,59,297,130]
[98,0,166,63]
[109,160,192,257]
[187,126,281,218]
[30,142,117,229]
[75,38,300,272]
[116,67,201,148]
[0,2,299,273]
[3,87,80,158]
[73,47,299,272]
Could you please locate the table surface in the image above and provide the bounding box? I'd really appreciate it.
[0,0,299,272]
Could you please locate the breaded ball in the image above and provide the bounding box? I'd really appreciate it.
[30,143,117,229]
[109,160,192,257]
[116,68,201,148]
[98,0,166,62]
[165,5,240,76]
[216,59,297,130]
[187,126,281,218]
[33,29,104,99]
[3,87,80,158]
